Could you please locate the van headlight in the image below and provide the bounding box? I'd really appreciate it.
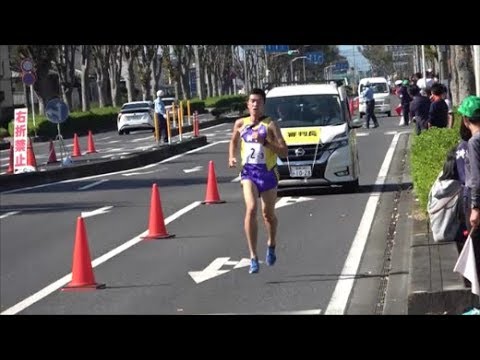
[331,131,348,141]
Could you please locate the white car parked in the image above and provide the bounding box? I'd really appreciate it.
[117,101,155,135]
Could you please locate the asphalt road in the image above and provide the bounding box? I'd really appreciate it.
[0,113,413,315]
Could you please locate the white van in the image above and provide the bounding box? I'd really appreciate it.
[265,83,362,191]
[358,77,392,117]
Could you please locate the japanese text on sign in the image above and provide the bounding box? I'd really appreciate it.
[13,108,29,173]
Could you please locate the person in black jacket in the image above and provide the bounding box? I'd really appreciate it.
[408,85,430,135]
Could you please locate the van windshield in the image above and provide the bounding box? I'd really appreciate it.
[265,94,344,128]
[359,83,388,94]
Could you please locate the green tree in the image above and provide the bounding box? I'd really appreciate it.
[358,45,394,77]
[11,45,58,115]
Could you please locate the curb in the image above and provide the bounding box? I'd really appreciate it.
[0,136,208,191]
[406,203,479,314]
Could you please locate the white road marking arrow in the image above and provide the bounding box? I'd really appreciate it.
[233,258,251,269]
[189,257,231,284]
[275,196,314,209]
[183,166,203,173]
[81,206,113,219]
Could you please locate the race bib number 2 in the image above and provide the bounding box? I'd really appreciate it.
[245,142,266,164]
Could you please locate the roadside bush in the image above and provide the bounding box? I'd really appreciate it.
[8,106,120,139]
[204,95,247,109]
[410,119,461,213]
[181,99,206,114]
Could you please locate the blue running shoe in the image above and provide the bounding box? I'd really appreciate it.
[249,258,259,274]
[266,246,276,266]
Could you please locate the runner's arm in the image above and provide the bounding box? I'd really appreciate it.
[264,121,288,158]
[229,119,243,167]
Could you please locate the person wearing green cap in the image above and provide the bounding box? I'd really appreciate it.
[459,95,480,285]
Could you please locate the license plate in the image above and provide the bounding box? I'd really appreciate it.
[290,165,312,178]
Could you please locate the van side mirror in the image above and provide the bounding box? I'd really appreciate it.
[350,117,363,129]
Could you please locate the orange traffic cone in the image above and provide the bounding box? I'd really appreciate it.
[7,146,13,174]
[72,133,81,157]
[27,137,37,169]
[202,160,225,204]
[86,130,97,154]
[62,217,105,291]
[47,139,59,164]
[142,183,175,240]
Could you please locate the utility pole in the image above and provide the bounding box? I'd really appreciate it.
[303,58,306,82]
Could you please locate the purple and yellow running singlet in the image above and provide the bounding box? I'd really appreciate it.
[240,117,279,193]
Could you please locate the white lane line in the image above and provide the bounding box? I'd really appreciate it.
[159,140,229,163]
[122,169,166,177]
[131,136,153,143]
[1,201,202,315]
[77,179,109,191]
[356,133,369,137]
[324,131,403,315]
[0,211,20,219]
[2,141,229,194]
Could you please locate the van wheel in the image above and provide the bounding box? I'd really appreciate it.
[386,111,391,117]
[118,130,124,135]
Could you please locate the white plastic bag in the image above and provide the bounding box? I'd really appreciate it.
[454,232,480,296]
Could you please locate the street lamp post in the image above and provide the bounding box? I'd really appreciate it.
[290,56,307,83]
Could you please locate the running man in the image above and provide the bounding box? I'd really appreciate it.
[228,88,288,274]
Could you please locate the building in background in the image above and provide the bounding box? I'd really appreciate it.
[0,45,14,127]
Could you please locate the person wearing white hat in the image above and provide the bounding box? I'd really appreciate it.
[154,90,168,143]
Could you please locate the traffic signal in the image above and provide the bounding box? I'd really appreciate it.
[287,50,299,56]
